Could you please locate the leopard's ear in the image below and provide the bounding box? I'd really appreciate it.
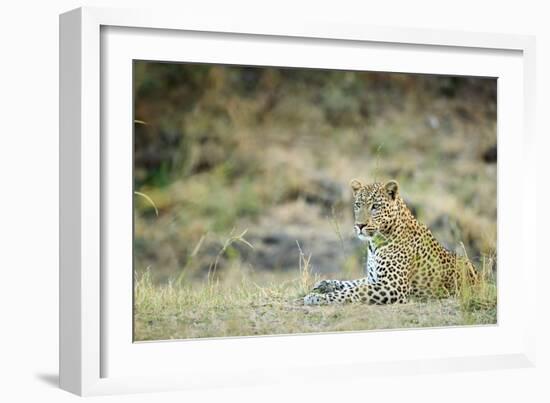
[350,178,364,196]
[384,180,399,200]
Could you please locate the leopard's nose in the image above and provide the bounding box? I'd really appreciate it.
[355,223,367,231]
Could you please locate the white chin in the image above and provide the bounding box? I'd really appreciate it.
[357,234,369,242]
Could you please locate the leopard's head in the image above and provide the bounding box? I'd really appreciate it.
[350,179,400,241]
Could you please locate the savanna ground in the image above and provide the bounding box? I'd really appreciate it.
[133,63,497,341]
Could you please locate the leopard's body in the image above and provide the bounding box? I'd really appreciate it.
[303,179,477,305]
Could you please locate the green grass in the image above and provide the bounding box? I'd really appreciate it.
[133,257,497,342]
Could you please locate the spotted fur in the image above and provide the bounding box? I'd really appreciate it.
[303,179,477,305]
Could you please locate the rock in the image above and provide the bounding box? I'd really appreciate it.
[429,214,480,261]
[482,144,497,163]
[426,115,440,130]
[240,231,351,274]
[430,214,461,252]
[403,198,419,218]
[302,176,344,212]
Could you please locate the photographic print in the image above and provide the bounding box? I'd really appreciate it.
[133,62,497,341]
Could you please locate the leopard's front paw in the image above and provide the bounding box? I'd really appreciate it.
[304,293,325,305]
[312,279,339,294]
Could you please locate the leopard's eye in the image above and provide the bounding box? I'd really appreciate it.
[371,203,380,211]
[354,202,362,209]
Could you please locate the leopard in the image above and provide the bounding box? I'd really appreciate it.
[303,179,478,305]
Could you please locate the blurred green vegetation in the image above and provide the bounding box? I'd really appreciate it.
[133,62,496,285]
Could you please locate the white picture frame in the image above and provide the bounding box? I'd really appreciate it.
[59,6,537,396]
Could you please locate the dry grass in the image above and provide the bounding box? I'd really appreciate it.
[134,261,496,341]
[134,238,496,341]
